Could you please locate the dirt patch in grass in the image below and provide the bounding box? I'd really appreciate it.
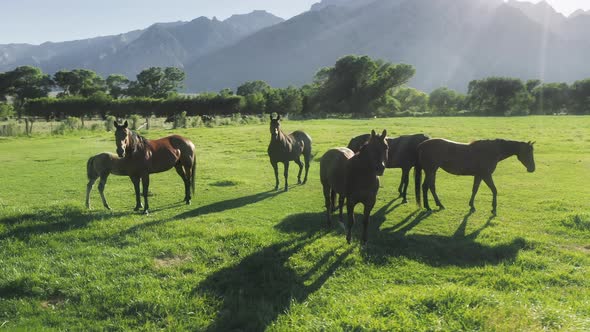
[40,296,65,310]
[154,255,192,268]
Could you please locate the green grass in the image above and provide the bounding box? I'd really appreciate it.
[0,116,589,331]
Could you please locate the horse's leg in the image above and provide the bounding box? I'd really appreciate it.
[422,171,432,211]
[428,171,444,210]
[362,200,375,245]
[142,175,150,215]
[271,161,279,191]
[482,175,498,215]
[469,176,482,213]
[401,168,410,203]
[323,185,332,227]
[175,164,190,204]
[346,200,356,244]
[131,176,142,211]
[98,174,111,210]
[303,153,310,184]
[85,177,97,209]
[330,190,337,212]
[283,161,289,192]
[294,157,304,184]
[338,195,345,226]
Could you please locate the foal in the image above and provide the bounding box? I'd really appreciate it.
[321,130,389,244]
[85,152,130,210]
[418,138,536,214]
[267,115,312,191]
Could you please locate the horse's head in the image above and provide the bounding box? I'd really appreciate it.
[361,129,389,176]
[269,114,282,141]
[517,141,536,173]
[113,121,130,158]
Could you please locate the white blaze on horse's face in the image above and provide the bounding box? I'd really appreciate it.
[270,120,280,141]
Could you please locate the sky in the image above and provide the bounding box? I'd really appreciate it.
[0,0,589,45]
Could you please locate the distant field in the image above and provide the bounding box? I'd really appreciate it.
[0,117,589,331]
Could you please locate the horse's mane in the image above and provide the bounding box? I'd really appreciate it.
[129,130,149,154]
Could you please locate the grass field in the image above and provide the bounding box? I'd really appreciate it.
[0,117,589,331]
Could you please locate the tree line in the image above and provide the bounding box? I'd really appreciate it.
[1,55,589,125]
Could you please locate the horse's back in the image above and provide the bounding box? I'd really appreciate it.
[290,130,312,155]
[347,134,371,153]
[320,148,354,194]
[388,133,430,167]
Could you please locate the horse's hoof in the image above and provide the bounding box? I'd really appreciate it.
[491,210,497,216]
[402,199,408,204]
[302,180,307,185]
[438,205,446,210]
[134,207,140,212]
[105,205,112,210]
[425,207,432,211]
[143,210,150,215]
[284,187,289,192]
[274,186,279,191]
[297,180,302,185]
[470,207,476,213]
[186,200,191,206]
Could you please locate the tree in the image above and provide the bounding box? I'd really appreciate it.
[310,55,415,116]
[127,67,185,98]
[394,86,429,114]
[106,74,130,99]
[570,79,590,114]
[526,79,542,94]
[54,69,106,97]
[429,87,465,115]
[236,80,271,96]
[0,66,53,116]
[466,77,530,116]
[531,83,570,114]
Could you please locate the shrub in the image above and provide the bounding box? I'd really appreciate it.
[0,121,20,136]
[129,114,142,130]
[0,103,15,119]
[173,111,188,129]
[190,116,203,128]
[53,117,82,134]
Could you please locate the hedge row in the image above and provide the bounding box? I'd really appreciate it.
[24,95,244,119]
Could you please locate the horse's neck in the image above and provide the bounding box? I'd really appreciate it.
[347,153,377,180]
[497,140,520,161]
[272,130,291,149]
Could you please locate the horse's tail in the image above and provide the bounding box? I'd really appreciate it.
[414,162,422,207]
[87,156,95,180]
[191,157,196,195]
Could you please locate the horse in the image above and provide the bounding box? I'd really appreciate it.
[320,129,389,244]
[85,152,131,210]
[114,121,196,214]
[418,138,536,215]
[267,114,312,191]
[348,133,430,204]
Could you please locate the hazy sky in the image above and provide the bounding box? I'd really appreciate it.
[0,0,589,45]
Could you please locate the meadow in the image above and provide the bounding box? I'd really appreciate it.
[0,116,589,331]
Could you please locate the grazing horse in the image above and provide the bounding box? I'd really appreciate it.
[321,130,389,244]
[348,133,429,204]
[85,152,130,210]
[267,114,312,191]
[418,138,536,214]
[114,121,196,214]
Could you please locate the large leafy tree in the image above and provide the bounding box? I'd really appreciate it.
[0,66,53,116]
[54,69,106,97]
[570,79,590,114]
[467,77,530,116]
[236,80,271,96]
[310,55,415,116]
[127,67,185,98]
[106,74,130,99]
[429,87,465,115]
[531,83,570,114]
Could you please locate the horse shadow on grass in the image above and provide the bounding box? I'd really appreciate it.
[118,191,281,237]
[362,203,523,266]
[0,206,126,241]
[192,213,351,331]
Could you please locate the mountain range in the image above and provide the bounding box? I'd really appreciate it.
[1,0,590,92]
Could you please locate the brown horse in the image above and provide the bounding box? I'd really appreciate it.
[86,152,131,210]
[321,130,388,244]
[348,133,429,204]
[267,115,312,191]
[418,138,536,214]
[114,121,196,214]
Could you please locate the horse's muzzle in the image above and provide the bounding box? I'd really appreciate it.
[527,167,535,173]
[376,163,386,176]
[117,148,125,158]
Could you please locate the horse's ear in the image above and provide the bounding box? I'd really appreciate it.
[123,121,128,129]
[531,141,536,146]
[277,114,281,121]
[270,114,274,121]
[381,129,387,139]
[114,121,119,129]
[371,129,376,137]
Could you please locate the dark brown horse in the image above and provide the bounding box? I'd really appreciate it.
[267,115,312,191]
[114,121,196,214]
[321,130,388,244]
[348,133,429,204]
[418,138,536,214]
